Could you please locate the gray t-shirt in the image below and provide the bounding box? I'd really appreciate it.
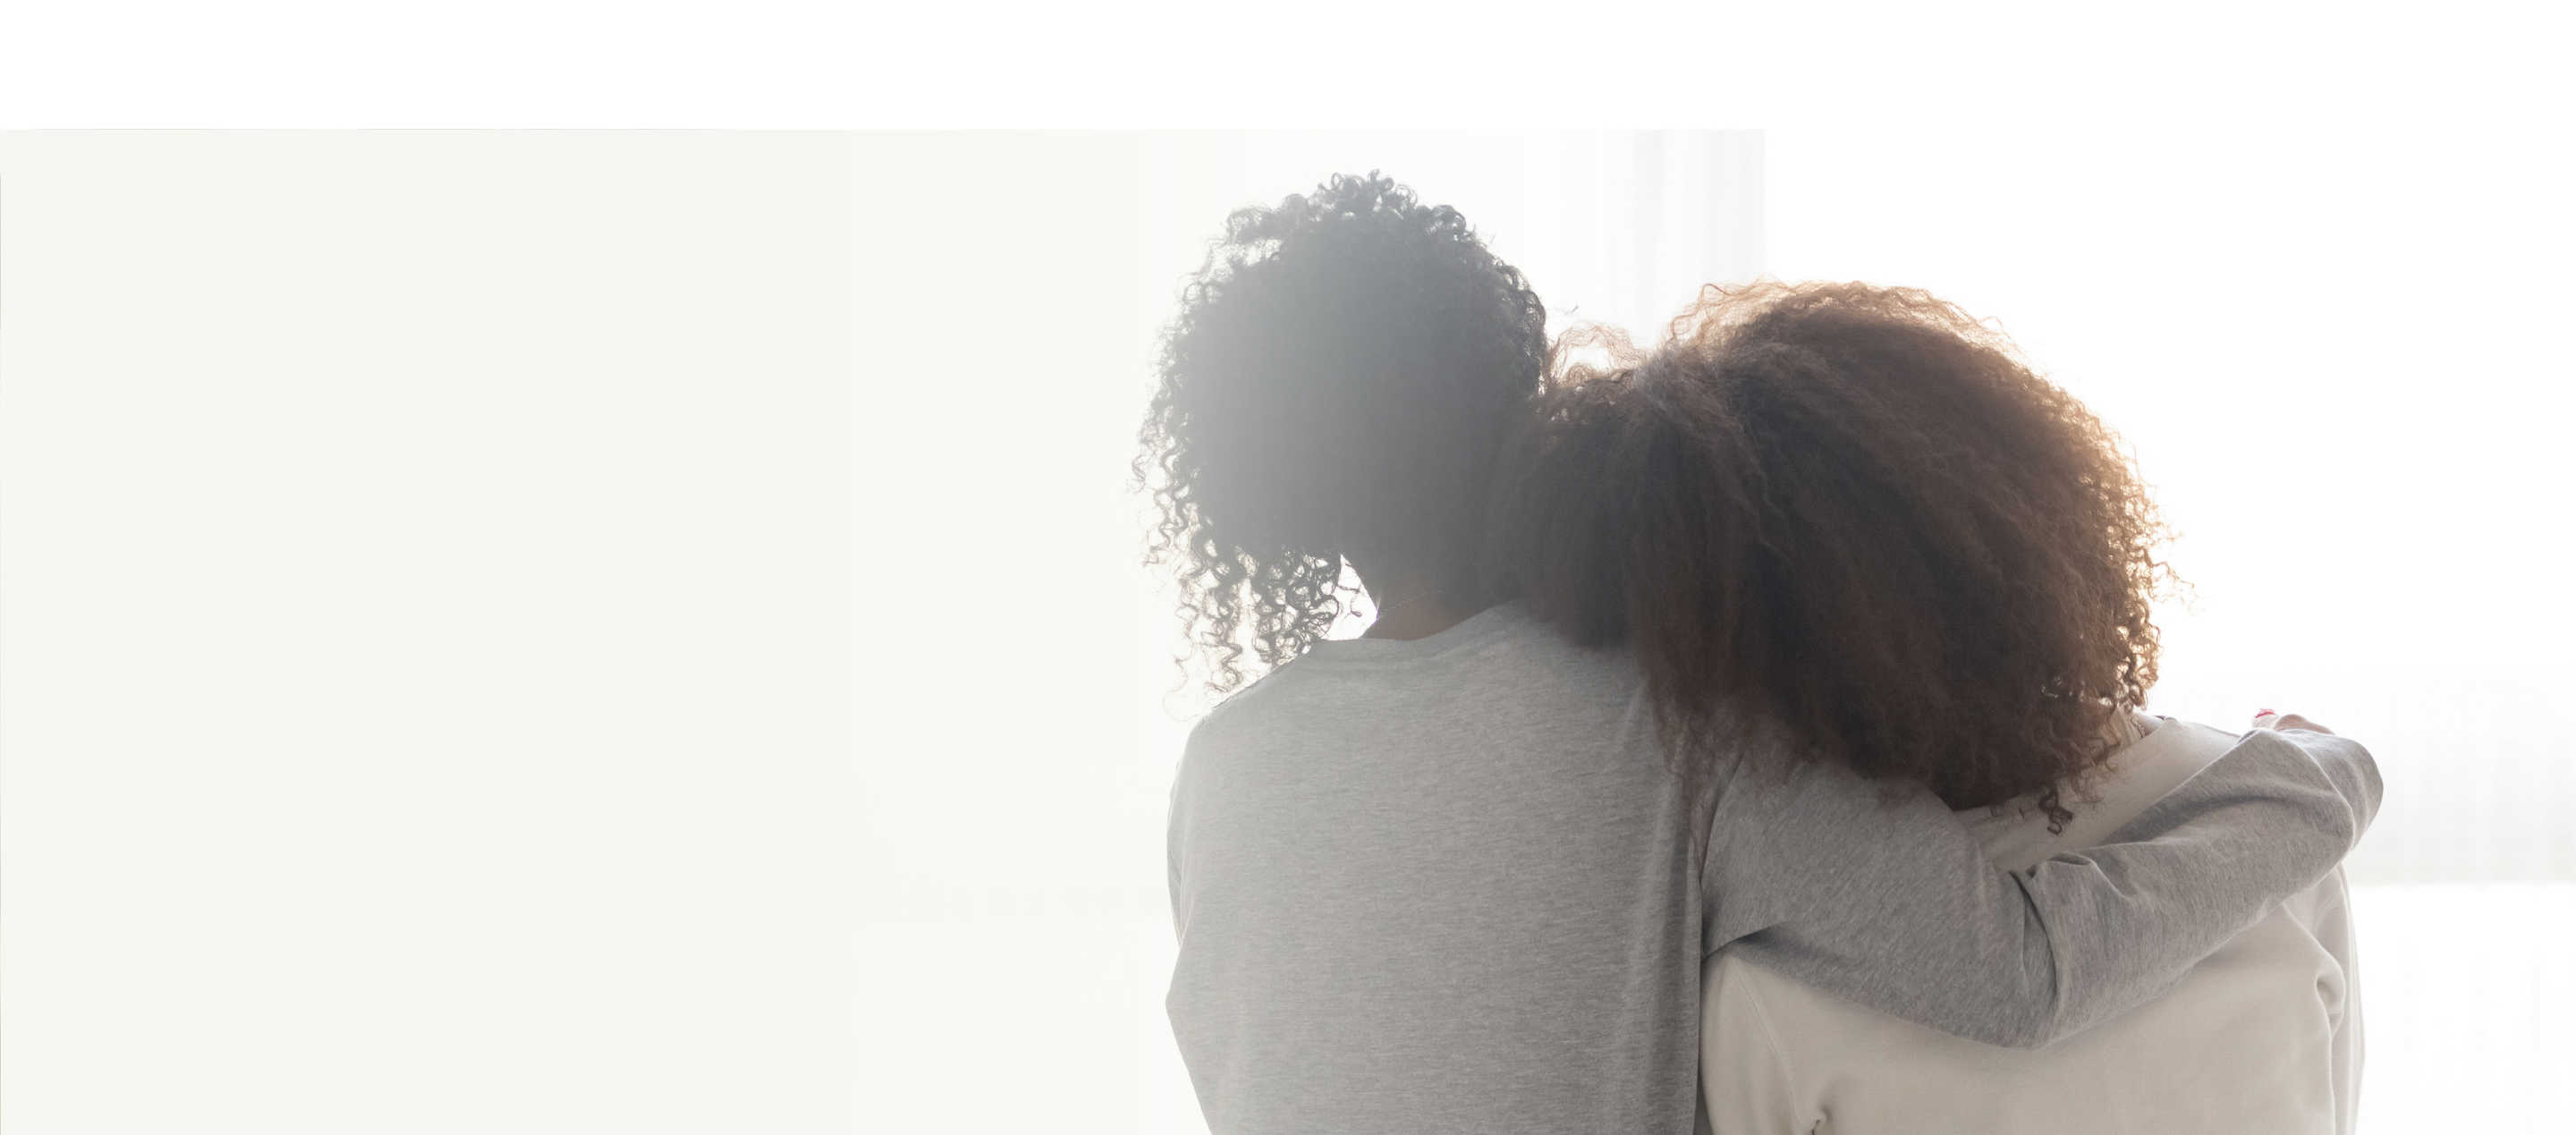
[1164,600,2379,1135]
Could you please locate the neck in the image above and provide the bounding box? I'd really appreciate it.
[1357,568,1477,641]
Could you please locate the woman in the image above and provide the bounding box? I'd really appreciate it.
[1507,284,2360,1133]
[1140,174,2377,1134]
[1701,712,2360,1135]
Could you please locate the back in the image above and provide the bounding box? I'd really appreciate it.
[1165,600,1706,1134]
[1699,717,2361,1135]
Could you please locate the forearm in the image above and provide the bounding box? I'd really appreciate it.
[1708,726,2380,1046]
[2021,727,2377,1039]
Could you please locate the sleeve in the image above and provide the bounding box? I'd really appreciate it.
[1704,726,2381,1048]
[1165,734,1197,944]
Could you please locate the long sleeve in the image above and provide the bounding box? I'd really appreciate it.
[1704,726,2381,1048]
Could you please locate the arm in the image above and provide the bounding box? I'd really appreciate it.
[1705,725,2380,1048]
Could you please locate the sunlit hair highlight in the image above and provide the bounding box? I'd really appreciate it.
[1487,281,2178,831]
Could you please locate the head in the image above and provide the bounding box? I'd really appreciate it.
[1488,281,2174,829]
[1138,173,1547,694]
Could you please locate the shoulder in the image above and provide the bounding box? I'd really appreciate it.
[1179,656,1321,767]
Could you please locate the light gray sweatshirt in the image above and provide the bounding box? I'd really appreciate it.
[1164,600,2381,1135]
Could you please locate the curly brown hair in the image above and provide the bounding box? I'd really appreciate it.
[1136,173,1547,695]
[1485,281,2177,831]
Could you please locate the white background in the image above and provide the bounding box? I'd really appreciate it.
[1,132,857,1132]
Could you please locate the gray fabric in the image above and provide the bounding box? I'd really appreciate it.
[1164,600,2381,1135]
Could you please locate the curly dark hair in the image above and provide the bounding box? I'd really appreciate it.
[1485,281,2176,831]
[1136,172,1548,695]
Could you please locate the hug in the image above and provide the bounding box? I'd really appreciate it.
[1140,172,2373,1135]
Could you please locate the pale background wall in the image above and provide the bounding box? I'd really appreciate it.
[0,131,855,1133]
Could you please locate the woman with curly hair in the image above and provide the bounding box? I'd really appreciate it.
[1488,283,2360,1133]
[1141,173,2377,1134]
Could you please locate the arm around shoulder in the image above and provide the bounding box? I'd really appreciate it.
[1703,725,2382,1047]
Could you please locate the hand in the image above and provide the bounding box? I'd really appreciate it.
[2252,708,2334,735]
